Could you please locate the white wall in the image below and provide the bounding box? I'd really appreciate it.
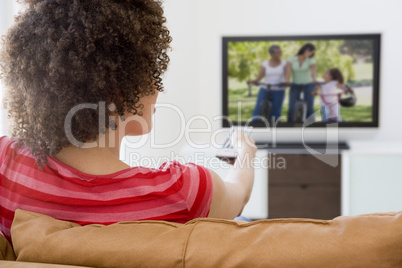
[155,0,402,150]
[347,153,402,215]
[0,0,21,136]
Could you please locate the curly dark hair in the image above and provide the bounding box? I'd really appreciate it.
[329,68,344,85]
[0,0,172,168]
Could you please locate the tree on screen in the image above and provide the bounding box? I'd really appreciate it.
[228,40,355,84]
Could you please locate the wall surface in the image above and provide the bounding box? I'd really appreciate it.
[347,153,402,215]
[0,0,20,136]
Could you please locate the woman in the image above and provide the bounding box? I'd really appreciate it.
[0,0,257,243]
[250,45,287,123]
[285,43,317,122]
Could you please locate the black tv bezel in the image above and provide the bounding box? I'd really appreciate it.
[222,34,381,128]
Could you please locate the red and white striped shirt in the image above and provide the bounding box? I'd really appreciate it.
[0,136,213,243]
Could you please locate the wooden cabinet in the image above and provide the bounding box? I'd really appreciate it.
[268,154,341,220]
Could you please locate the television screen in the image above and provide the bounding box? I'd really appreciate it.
[222,34,380,128]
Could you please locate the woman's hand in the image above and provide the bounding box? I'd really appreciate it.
[310,63,317,83]
[249,66,266,86]
[248,80,257,85]
[311,85,320,96]
[284,62,292,83]
[231,129,258,157]
[208,129,257,219]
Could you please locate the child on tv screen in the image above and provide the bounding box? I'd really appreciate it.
[312,68,347,122]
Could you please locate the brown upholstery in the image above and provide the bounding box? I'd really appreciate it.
[10,209,402,268]
[0,232,16,261]
[0,260,90,268]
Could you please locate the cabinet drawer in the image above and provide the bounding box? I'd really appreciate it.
[269,154,341,184]
[268,184,341,220]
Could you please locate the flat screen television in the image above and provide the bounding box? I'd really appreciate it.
[222,34,381,129]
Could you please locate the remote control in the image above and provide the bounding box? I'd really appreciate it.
[216,126,253,164]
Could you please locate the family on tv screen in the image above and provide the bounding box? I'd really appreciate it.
[226,37,378,126]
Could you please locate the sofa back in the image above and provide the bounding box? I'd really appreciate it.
[9,209,402,268]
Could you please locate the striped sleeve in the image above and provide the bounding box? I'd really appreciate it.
[160,161,213,219]
[0,136,13,167]
[179,162,213,219]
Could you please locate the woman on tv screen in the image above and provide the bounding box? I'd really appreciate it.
[249,45,287,122]
[285,43,317,123]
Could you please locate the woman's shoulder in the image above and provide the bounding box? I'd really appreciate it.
[287,56,298,65]
[0,136,9,161]
[0,135,9,145]
[158,160,210,177]
[307,57,316,64]
[0,136,17,161]
[261,60,269,68]
[158,160,212,188]
[0,136,29,171]
[0,135,12,145]
[159,160,213,218]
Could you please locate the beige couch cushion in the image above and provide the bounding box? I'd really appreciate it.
[0,260,91,268]
[11,209,402,268]
[0,233,16,261]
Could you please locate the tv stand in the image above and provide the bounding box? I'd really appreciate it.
[254,142,349,220]
[256,142,350,151]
